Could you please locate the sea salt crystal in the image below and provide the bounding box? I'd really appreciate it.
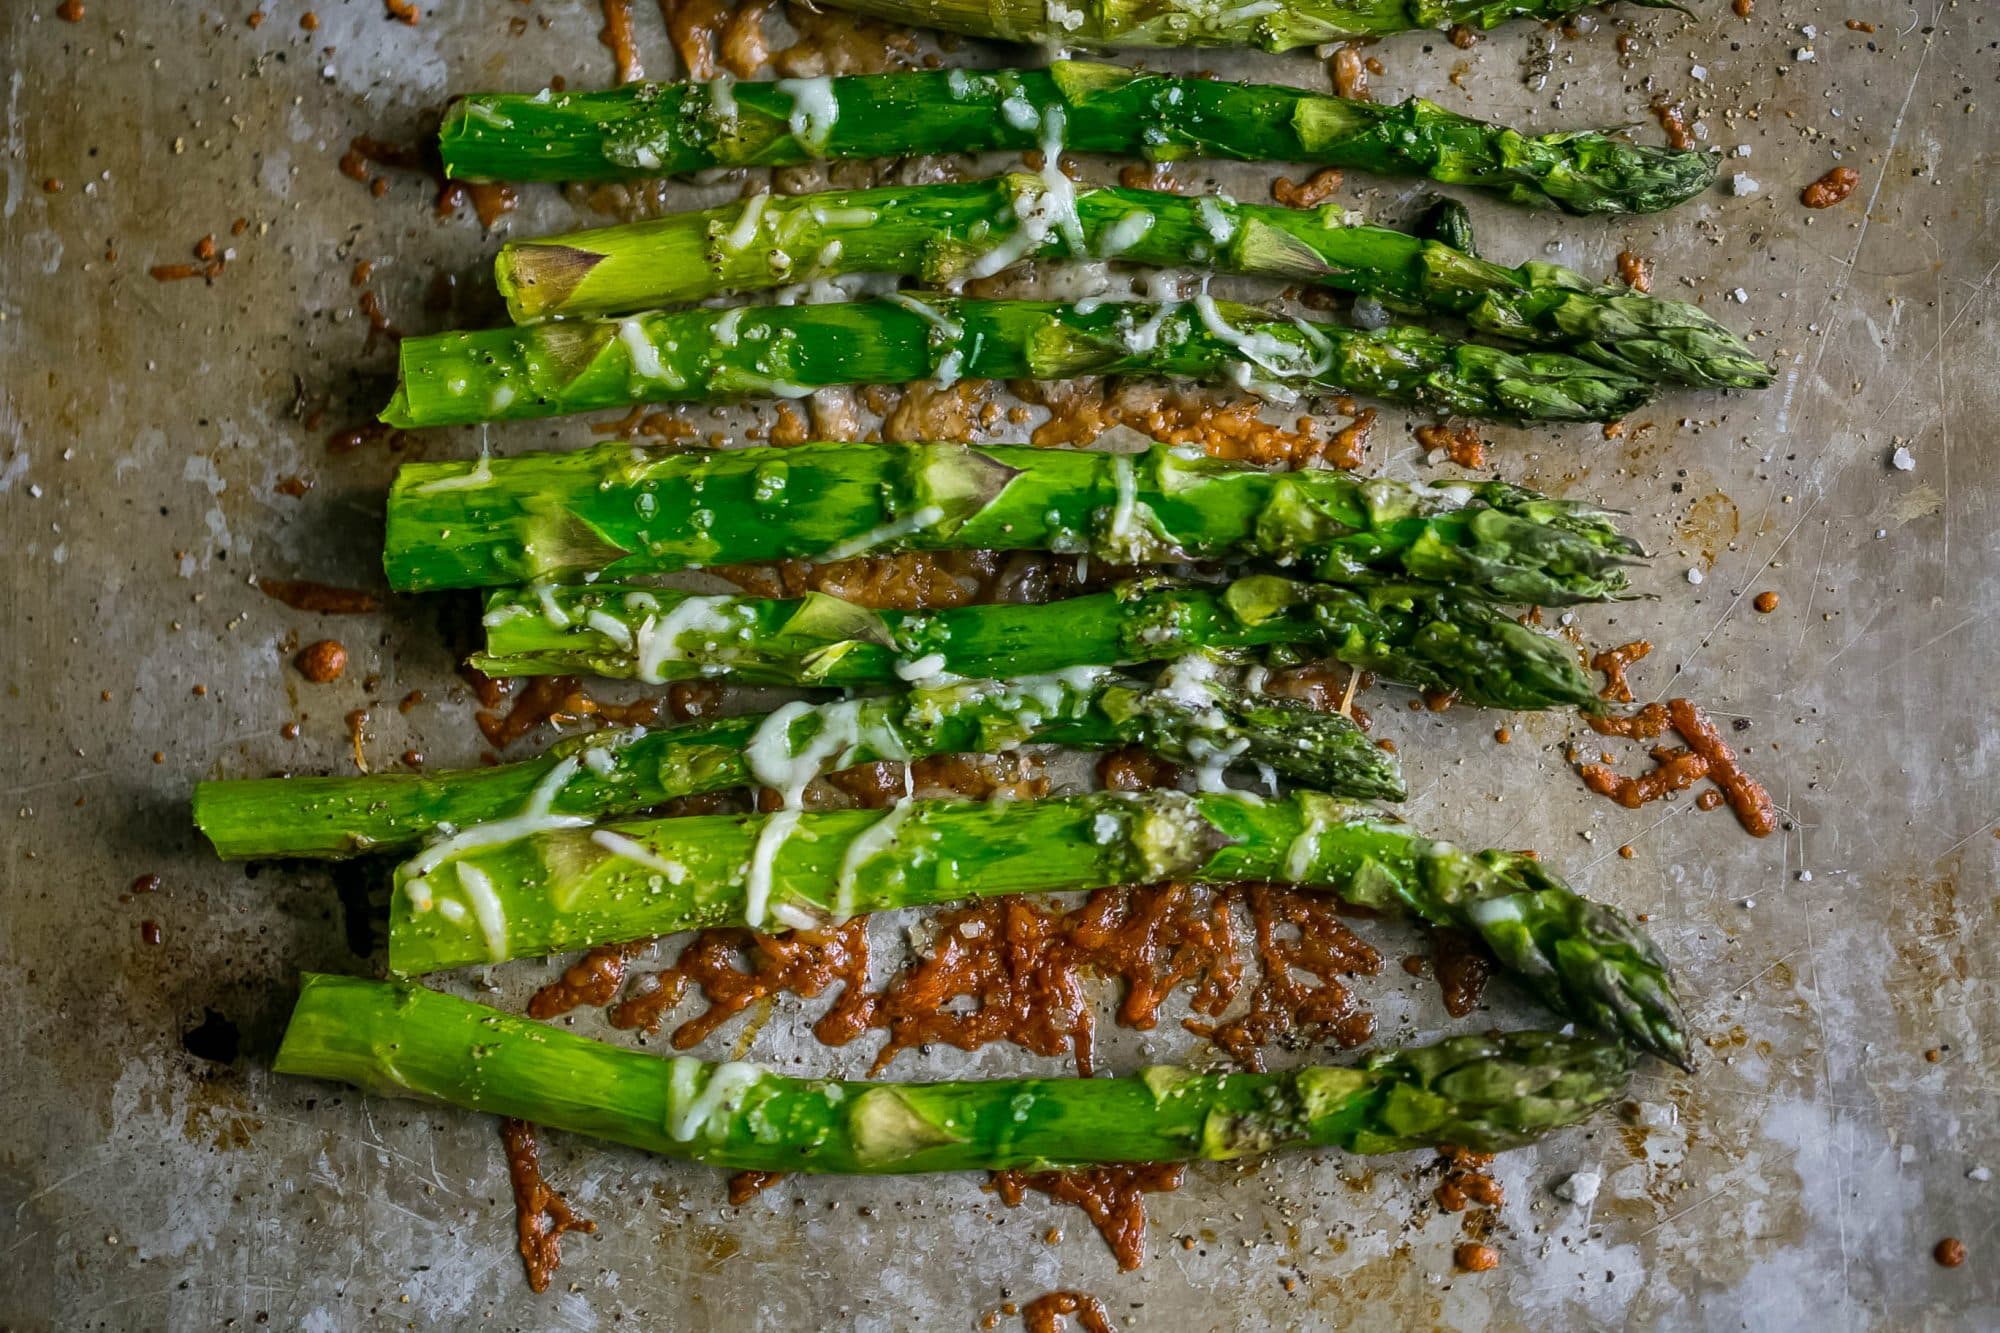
[1891,446,1915,471]
[1730,173,1761,196]
[1687,567,1705,585]
[1553,1172,1601,1206]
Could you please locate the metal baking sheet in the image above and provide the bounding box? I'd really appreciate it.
[2,0,1995,1327]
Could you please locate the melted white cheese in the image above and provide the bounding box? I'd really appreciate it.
[454,863,509,964]
[632,595,742,684]
[722,192,769,252]
[744,807,803,929]
[1098,210,1155,256]
[617,317,666,382]
[1154,652,1223,706]
[587,735,639,779]
[834,799,915,922]
[481,601,531,628]
[584,609,636,649]
[816,504,945,563]
[1282,803,1331,881]
[403,757,591,886]
[894,652,949,683]
[706,74,738,126]
[775,77,839,153]
[933,347,966,388]
[1102,454,1143,554]
[809,205,878,227]
[667,1058,766,1142]
[743,699,888,810]
[966,113,1086,279]
[999,93,1039,131]
[533,582,572,627]
[411,454,494,494]
[1185,734,1251,793]
[1121,273,1187,355]
[1191,293,1313,378]
[1034,106,1086,253]
[886,292,965,381]
[1045,0,1087,30]
[1195,196,1238,245]
[590,828,684,877]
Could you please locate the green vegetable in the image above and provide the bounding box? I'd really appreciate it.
[493,178,1766,391]
[388,788,1688,1064]
[383,297,1652,430]
[277,976,1639,1170]
[439,61,1713,216]
[805,0,1678,53]
[191,660,1403,860]
[1417,197,1480,257]
[385,440,1640,603]
[278,976,1639,1169]
[472,574,1601,712]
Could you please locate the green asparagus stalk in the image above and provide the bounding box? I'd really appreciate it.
[382,297,1653,430]
[473,575,1601,712]
[191,660,1404,860]
[277,975,1639,1170]
[387,788,1689,1064]
[494,178,1768,391]
[439,62,1714,216]
[808,0,1679,52]
[386,440,1640,603]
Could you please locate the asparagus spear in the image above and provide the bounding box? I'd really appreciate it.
[192,661,1404,860]
[494,178,1768,391]
[473,575,1602,712]
[806,0,1680,52]
[438,62,1714,216]
[383,297,1653,430]
[278,975,1639,1169]
[388,788,1689,1064]
[386,440,1640,603]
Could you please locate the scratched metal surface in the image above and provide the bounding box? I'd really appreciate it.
[2,1,1997,1328]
